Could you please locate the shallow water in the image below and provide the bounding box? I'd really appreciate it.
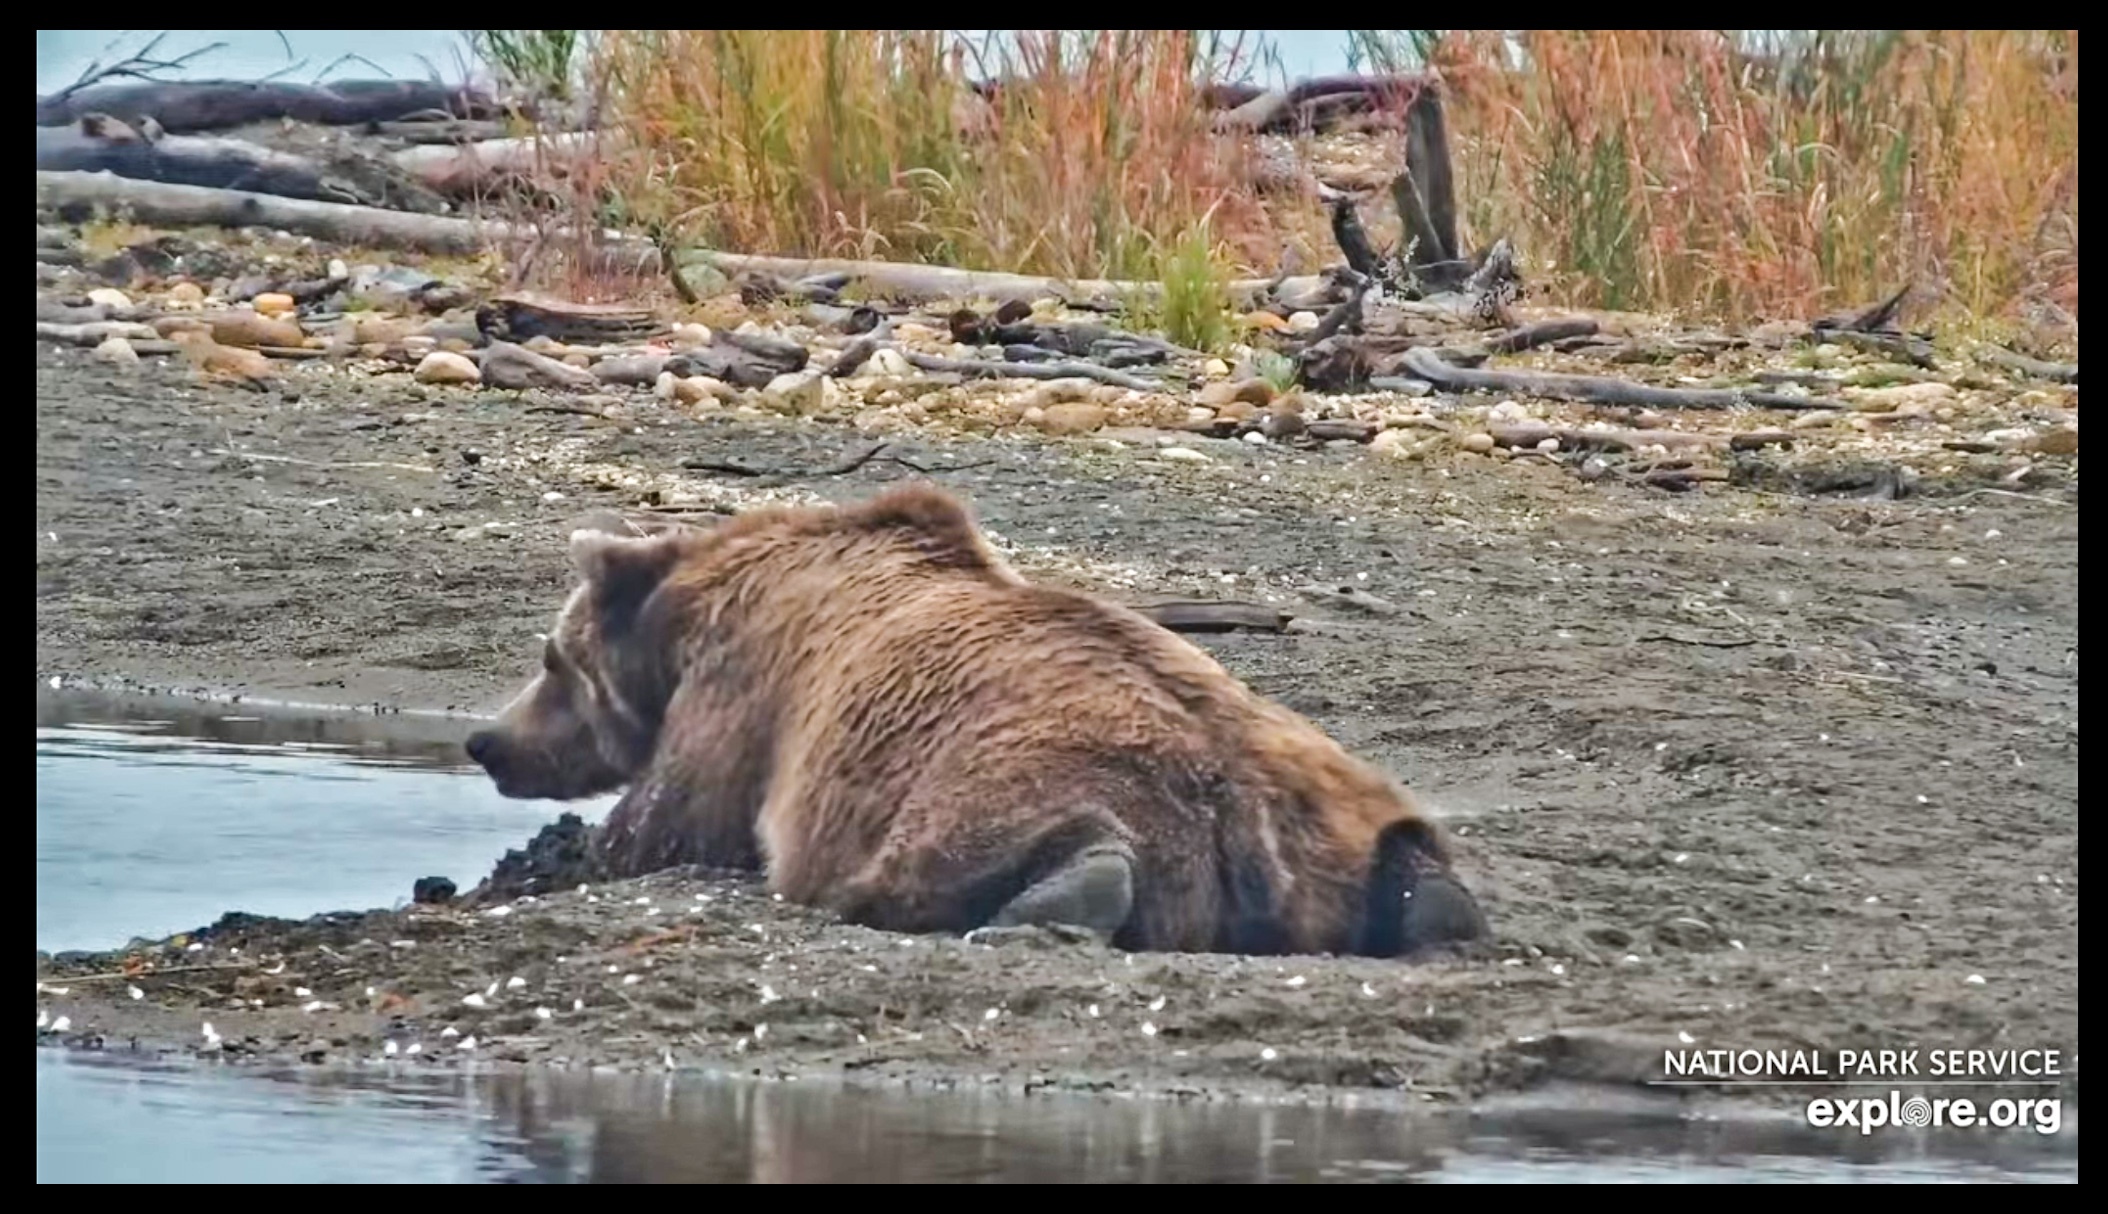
[35,689,613,953]
[32,693,2081,1184]
[34,1052,2079,1184]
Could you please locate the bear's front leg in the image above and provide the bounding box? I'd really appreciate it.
[595,772,764,879]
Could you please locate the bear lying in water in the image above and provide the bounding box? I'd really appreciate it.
[467,483,1484,959]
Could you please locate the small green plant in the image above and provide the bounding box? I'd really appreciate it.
[1253,350,1299,394]
[1156,220,1232,352]
[466,30,583,102]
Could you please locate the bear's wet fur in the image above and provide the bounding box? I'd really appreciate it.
[466,484,1484,958]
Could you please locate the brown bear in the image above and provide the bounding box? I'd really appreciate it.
[466,484,1484,958]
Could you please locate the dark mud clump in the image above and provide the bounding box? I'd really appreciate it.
[476,812,608,902]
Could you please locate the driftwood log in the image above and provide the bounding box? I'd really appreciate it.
[1211,75,1427,135]
[680,249,1299,310]
[1973,345,2078,385]
[476,294,660,345]
[37,170,1317,312]
[35,171,662,275]
[1400,345,1847,412]
[1484,420,1794,453]
[900,351,1158,391]
[1132,600,1293,634]
[36,79,502,133]
[36,119,446,213]
[391,131,611,198]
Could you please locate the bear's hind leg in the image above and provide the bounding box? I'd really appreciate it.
[972,840,1136,944]
[1357,818,1487,957]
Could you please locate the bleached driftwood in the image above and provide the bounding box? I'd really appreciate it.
[36,171,660,272]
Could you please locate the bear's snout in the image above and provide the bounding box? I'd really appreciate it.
[464,729,500,768]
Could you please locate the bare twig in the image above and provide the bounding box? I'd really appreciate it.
[210,449,437,474]
[682,443,889,485]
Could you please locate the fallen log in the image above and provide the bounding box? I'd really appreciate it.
[900,351,1159,391]
[36,171,661,273]
[1400,346,1845,412]
[1972,344,2078,385]
[1212,75,1426,134]
[36,320,160,345]
[1484,420,1793,453]
[1132,600,1293,634]
[679,249,1296,309]
[37,79,503,133]
[36,121,441,212]
[1822,328,1937,369]
[476,294,660,345]
[664,337,809,389]
[391,131,614,198]
[1444,318,1600,362]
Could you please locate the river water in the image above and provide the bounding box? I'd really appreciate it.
[33,691,2078,1183]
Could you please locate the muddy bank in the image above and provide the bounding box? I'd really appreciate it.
[35,343,2079,1109]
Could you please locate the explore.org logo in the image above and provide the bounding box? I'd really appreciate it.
[1654,1048,2068,1137]
[1805,1091,2063,1136]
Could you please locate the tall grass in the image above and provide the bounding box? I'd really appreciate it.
[468,29,2077,327]
[464,30,585,103]
[584,30,1272,286]
[1388,29,2079,325]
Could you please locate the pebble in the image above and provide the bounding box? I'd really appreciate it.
[1201,358,1231,378]
[1460,432,1496,453]
[1286,310,1321,334]
[414,351,481,385]
[1536,436,1561,454]
[86,287,130,309]
[669,322,713,348]
[865,347,912,377]
[1489,400,1528,422]
[1157,446,1211,463]
[251,292,296,317]
[165,282,204,305]
[1032,402,1108,435]
[94,336,138,365]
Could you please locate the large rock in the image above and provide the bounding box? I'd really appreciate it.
[204,309,304,349]
[414,351,482,385]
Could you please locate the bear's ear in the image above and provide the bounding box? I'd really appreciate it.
[569,530,682,629]
[848,482,1010,576]
[569,509,704,540]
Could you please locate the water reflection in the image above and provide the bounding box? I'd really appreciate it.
[35,694,610,953]
[35,1052,2079,1184]
[37,686,482,771]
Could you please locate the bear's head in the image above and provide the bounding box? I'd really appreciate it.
[466,514,692,800]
